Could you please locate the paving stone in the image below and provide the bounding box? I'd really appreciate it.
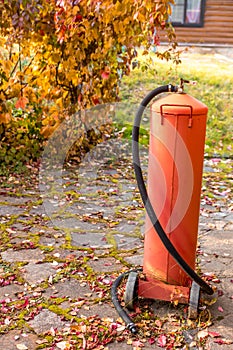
[0,330,40,350]
[212,220,227,230]
[116,222,139,234]
[10,237,30,245]
[78,302,119,319]
[0,205,26,216]
[206,339,233,350]
[67,202,114,216]
[50,248,86,260]
[219,266,232,278]
[124,254,143,267]
[22,262,57,284]
[29,205,47,216]
[143,345,163,350]
[1,248,44,263]
[29,226,63,235]
[152,300,184,319]
[107,343,132,350]
[0,283,24,299]
[199,230,233,255]
[200,258,230,273]
[215,313,233,333]
[114,234,143,250]
[108,341,161,350]
[88,257,124,272]
[0,196,32,204]
[225,212,233,222]
[212,212,229,219]
[225,222,233,230]
[121,183,137,192]
[29,308,66,334]
[118,191,134,201]
[220,278,233,296]
[44,278,96,300]
[10,222,32,231]
[78,185,108,194]
[39,235,64,247]
[209,295,233,319]
[71,231,112,248]
[199,221,212,232]
[206,322,233,349]
[53,217,106,231]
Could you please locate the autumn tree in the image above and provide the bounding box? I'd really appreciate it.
[0,0,176,170]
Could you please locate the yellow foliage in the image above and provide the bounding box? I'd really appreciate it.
[51,53,61,64]
[40,122,60,138]
[72,5,80,15]
[2,60,12,72]
[56,97,63,109]
[0,0,177,131]
[0,113,11,124]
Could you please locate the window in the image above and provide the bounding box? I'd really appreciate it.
[170,0,205,27]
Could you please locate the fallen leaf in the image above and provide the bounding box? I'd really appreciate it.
[116,325,125,332]
[154,319,163,328]
[56,341,70,349]
[148,337,155,345]
[157,334,167,347]
[35,339,48,344]
[197,330,209,340]
[16,344,28,350]
[212,278,221,283]
[132,340,144,347]
[218,306,224,312]
[214,338,233,345]
[208,331,221,338]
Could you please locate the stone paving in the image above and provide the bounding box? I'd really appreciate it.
[0,138,232,349]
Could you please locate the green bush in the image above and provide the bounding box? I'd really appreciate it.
[0,107,44,174]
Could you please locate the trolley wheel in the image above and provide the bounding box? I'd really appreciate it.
[188,281,201,319]
[124,271,138,311]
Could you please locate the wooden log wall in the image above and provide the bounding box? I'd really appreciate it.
[165,0,233,46]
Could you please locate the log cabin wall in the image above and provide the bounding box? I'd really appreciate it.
[167,0,233,46]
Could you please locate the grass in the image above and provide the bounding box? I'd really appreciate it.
[118,47,233,158]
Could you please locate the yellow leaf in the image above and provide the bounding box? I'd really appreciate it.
[48,105,59,115]
[137,11,146,22]
[72,75,81,85]
[56,97,63,108]
[0,113,11,124]
[2,60,12,72]
[167,4,172,16]
[51,53,60,63]
[72,6,80,15]
[40,123,59,138]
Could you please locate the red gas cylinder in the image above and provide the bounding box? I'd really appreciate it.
[143,92,208,287]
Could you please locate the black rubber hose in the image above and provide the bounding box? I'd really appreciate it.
[132,84,214,296]
[111,270,139,334]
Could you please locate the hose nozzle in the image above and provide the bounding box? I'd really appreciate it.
[178,78,197,93]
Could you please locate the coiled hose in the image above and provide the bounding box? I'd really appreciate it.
[111,269,140,335]
[111,84,214,334]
